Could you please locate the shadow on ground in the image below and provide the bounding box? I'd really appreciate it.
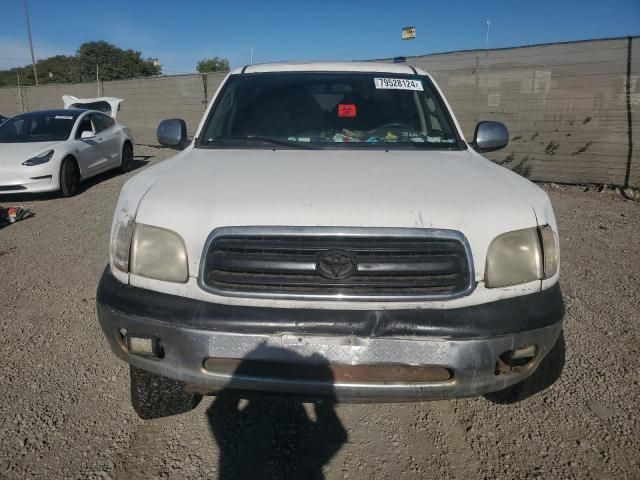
[78,155,152,194]
[0,155,153,202]
[206,345,348,480]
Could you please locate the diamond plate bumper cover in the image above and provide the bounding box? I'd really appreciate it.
[97,270,564,401]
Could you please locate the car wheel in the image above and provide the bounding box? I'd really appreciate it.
[484,330,565,405]
[130,365,202,420]
[60,157,80,197]
[121,142,134,173]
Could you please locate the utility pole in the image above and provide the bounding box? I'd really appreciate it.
[485,20,491,50]
[96,64,100,96]
[250,46,254,65]
[23,0,38,86]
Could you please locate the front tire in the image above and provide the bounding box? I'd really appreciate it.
[130,365,202,420]
[120,142,134,173]
[485,330,565,404]
[60,157,80,197]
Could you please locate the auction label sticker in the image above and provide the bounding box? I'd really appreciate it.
[374,78,423,91]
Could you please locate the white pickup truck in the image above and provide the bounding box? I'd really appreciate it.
[97,62,565,419]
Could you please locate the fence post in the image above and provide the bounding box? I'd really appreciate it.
[202,73,208,108]
[16,74,22,112]
[624,36,634,189]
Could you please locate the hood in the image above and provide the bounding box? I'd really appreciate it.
[134,148,546,278]
[0,141,62,166]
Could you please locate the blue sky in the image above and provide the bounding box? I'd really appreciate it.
[1,0,639,74]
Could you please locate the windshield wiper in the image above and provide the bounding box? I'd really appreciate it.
[210,135,320,150]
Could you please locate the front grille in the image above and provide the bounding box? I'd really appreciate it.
[201,228,474,300]
[0,185,26,191]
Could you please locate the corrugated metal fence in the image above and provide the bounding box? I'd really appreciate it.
[0,37,637,187]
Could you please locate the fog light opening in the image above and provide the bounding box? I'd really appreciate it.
[495,345,537,375]
[125,334,164,359]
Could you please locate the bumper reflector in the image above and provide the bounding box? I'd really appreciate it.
[125,335,163,357]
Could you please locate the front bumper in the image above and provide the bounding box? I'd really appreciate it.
[97,267,565,401]
[0,164,57,194]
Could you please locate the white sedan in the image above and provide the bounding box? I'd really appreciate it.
[0,109,134,196]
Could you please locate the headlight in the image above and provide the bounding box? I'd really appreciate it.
[22,150,54,166]
[485,226,558,288]
[130,223,188,283]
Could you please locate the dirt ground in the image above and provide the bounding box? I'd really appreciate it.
[0,145,638,480]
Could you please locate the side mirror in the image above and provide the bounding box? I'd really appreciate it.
[157,119,187,148]
[471,121,509,153]
[80,130,95,140]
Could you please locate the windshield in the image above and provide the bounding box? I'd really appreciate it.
[0,113,76,143]
[198,72,463,150]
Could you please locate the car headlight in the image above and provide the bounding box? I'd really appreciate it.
[130,223,188,283]
[22,150,54,166]
[485,226,558,288]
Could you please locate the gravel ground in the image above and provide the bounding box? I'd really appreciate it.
[0,145,638,479]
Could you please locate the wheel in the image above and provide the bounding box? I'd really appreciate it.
[60,157,80,197]
[130,365,202,420]
[121,142,134,173]
[484,330,565,404]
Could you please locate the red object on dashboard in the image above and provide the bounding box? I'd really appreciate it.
[338,104,357,117]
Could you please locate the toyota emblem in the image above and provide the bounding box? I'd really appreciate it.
[316,250,357,280]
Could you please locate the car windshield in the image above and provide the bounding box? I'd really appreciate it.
[0,113,76,143]
[198,72,463,150]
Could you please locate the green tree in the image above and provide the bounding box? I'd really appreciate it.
[38,55,82,84]
[0,66,34,87]
[196,57,230,73]
[0,40,161,87]
[77,41,161,81]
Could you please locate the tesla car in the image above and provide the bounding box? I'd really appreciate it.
[0,109,134,196]
[0,114,7,124]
